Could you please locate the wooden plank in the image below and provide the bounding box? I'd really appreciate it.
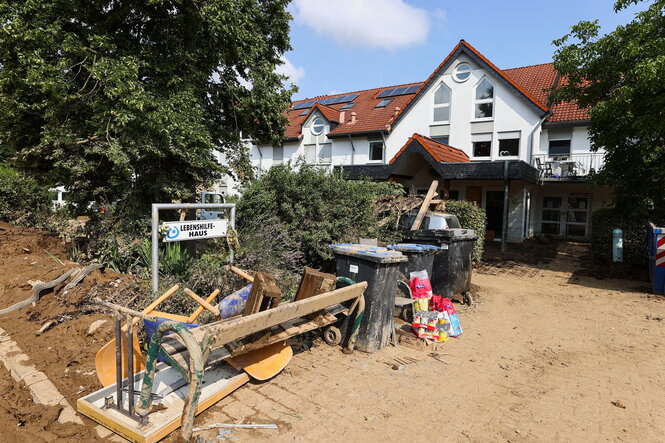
[184,288,220,316]
[410,180,439,230]
[193,282,367,348]
[243,273,280,316]
[77,365,249,443]
[294,267,336,302]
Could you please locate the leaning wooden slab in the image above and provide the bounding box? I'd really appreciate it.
[78,362,249,443]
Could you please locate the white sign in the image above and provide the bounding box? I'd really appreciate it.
[349,264,359,273]
[162,220,228,242]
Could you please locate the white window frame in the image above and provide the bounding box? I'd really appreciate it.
[311,117,325,135]
[432,82,451,124]
[368,140,385,163]
[497,131,521,160]
[471,133,492,160]
[453,63,472,83]
[548,138,572,159]
[472,76,495,122]
[304,142,332,165]
[272,146,284,164]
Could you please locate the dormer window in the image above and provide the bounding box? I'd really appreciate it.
[375,98,392,108]
[474,78,494,119]
[433,83,451,123]
[311,117,325,135]
[341,102,355,110]
[453,63,472,82]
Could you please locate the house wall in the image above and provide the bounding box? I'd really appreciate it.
[387,54,544,163]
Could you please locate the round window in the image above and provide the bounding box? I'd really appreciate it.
[453,63,472,82]
[311,118,325,135]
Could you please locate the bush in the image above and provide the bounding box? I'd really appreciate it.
[0,165,51,226]
[445,200,487,261]
[590,207,665,267]
[237,163,402,270]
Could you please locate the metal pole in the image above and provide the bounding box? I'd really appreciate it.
[114,314,123,407]
[126,314,135,416]
[151,204,159,294]
[229,204,236,264]
[501,161,510,253]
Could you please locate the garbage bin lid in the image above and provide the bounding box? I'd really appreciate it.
[402,228,477,241]
[386,243,440,252]
[329,244,408,263]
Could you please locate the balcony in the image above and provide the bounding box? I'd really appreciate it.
[531,153,605,180]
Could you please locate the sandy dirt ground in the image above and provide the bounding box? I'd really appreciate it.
[191,242,665,442]
[2,223,665,442]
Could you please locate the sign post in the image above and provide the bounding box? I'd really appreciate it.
[151,203,236,294]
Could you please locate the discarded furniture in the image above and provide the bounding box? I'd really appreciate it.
[79,281,367,442]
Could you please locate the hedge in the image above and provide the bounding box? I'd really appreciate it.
[591,207,665,267]
[445,200,487,261]
[0,165,51,226]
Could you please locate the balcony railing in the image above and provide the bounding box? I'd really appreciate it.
[531,153,605,180]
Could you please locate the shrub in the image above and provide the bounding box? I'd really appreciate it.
[0,165,51,226]
[237,163,402,270]
[445,200,487,261]
[590,207,665,267]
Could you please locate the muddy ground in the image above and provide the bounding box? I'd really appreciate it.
[1,223,665,442]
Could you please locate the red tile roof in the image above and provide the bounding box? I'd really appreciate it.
[285,82,423,140]
[283,41,589,141]
[390,134,470,164]
[503,63,591,123]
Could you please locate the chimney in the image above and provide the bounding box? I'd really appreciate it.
[340,111,346,123]
[394,106,401,117]
[350,112,357,124]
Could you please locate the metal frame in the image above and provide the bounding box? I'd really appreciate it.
[151,203,236,293]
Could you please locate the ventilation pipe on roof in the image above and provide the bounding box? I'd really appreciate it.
[340,111,346,124]
[350,112,357,124]
[347,134,356,165]
[394,106,401,117]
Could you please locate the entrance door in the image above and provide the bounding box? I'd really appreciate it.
[485,190,505,239]
[541,195,590,238]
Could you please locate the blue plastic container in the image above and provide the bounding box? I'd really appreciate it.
[144,317,199,362]
[218,284,252,319]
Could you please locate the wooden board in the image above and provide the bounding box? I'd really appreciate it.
[244,272,281,316]
[193,282,367,349]
[411,180,439,230]
[294,267,336,302]
[78,363,249,443]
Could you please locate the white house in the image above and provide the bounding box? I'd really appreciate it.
[224,40,610,242]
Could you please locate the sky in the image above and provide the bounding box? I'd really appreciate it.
[278,0,646,100]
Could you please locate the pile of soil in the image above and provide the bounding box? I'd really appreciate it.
[0,222,135,435]
[0,374,96,442]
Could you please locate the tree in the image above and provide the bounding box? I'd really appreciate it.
[551,0,665,213]
[0,0,294,208]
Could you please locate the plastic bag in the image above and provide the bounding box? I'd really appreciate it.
[409,270,433,300]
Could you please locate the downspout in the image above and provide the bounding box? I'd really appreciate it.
[529,111,552,168]
[347,134,356,165]
[256,144,263,168]
[380,131,388,164]
[501,160,510,253]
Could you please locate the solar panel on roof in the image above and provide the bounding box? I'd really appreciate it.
[293,101,315,110]
[377,86,419,98]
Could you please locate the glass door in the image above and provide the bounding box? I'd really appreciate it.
[541,196,563,235]
[565,196,589,238]
[540,195,590,238]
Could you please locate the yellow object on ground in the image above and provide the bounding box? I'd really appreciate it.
[227,340,293,380]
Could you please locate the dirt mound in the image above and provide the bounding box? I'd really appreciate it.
[0,222,135,435]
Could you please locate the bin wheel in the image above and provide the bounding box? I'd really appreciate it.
[400,306,413,323]
[463,291,473,306]
[323,326,342,346]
